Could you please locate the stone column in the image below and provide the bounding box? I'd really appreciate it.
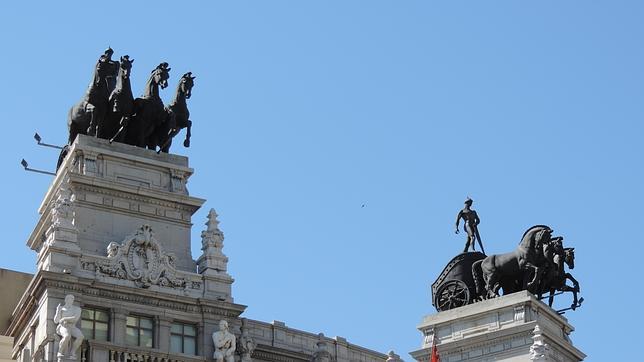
[157,316,172,352]
[112,308,127,345]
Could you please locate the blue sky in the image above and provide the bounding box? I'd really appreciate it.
[1,1,643,360]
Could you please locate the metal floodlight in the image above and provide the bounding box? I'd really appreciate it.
[33,131,64,150]
[20,158,56,176]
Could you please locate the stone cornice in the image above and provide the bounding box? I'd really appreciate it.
[70,175,205,210]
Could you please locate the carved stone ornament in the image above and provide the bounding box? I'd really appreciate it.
[51,188,76,230]
[95,225,186,288]
[529,324,549,361]
[197,208,229,275]
[312,333,332,362]
[238,318,256,362]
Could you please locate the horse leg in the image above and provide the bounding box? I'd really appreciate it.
[486,272,500,298]
[548,288,555,307]
[183,120,192,148]
[565,273,580,293]
[525,263,542,291]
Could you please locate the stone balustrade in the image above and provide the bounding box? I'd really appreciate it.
[86,340,206,362]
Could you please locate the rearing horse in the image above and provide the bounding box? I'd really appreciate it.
[101,55,135,142]
[149,72,195,153]
[125,62,170,148]
[538,245,581,310]
[67,57,115,144]
[472,225,552,298]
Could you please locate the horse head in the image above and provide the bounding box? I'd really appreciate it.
[564,247,575,269]
[151,62,171,90]
[119,55,134,79]
[178,72,196,99]
[520,225,553,251]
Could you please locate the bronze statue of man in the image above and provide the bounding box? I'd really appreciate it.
[455,198,485,254]
[99,47,120,94]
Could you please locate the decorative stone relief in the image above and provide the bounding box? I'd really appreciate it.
[94,225,186,288]
[197,209,229,275]
[422,327,435,348]
[44,187,79,249]
[51,188,75,230]
[170,169,188,194]
[238,318,256,362]
[312,333,332,362]
[82,151,99,176]
[514,305,526,322]
[529,325,549,361]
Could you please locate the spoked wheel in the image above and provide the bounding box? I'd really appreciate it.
[435,280,470,311]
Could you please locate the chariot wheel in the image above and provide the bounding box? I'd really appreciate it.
[435,280,470,311]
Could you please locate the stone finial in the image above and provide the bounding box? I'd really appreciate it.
[312,333,332,362]
[529,324,549,361]
[207,209,221,232]
[201,208,225,252]
[239,318,256,362]
[197,208,229,275]
[386,350,403,362]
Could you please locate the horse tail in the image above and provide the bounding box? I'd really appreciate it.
[472,259,484,297]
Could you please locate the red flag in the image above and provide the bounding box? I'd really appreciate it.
[430,336,439,362]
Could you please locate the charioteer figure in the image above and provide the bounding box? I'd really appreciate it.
[99,47,120,93]
[455,198,485,254]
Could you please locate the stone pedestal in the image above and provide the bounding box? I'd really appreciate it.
[28,135,205,273]
[410,291,586,362]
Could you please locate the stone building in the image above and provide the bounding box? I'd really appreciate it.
[6,135,387,362]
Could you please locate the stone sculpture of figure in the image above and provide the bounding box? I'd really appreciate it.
[212,320,236,362]
[106,242,120,258]
[238,318,256,362]
[53,294,84,360]
[455,198,485,254]
[311,333,332,362]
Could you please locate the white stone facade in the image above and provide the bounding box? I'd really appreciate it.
[410,291,586,362]
[8,135,386,362]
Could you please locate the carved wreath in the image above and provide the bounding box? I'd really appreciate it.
[96,225,186,289]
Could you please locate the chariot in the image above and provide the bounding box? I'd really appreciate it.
[431,251,486,312]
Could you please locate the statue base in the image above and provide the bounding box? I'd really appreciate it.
[410,291,586,362]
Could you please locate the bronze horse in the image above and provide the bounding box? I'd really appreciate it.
[149,72,195,153]
[124,63,170,148]
[67,57,116,144]
[472,225,552,299]
[101,55,135,142]
[538,244,580,310]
